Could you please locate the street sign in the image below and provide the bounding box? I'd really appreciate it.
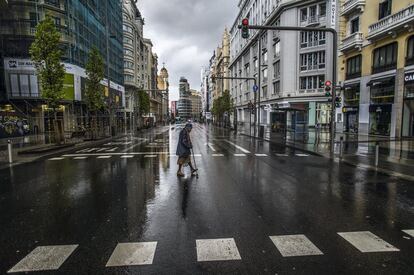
[253,85,259,92]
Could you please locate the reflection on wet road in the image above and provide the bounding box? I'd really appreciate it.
[1,124,414,274]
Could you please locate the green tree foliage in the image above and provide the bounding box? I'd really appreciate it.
[85,47,105,111]
[211,90,234,118]
[138,90,150,115]
[29,17,65,109]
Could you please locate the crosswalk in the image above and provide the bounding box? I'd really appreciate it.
[7,230,413,273]
[48,151,314,161]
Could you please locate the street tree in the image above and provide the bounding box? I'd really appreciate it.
[30,17,66,144]
[137,89,150,128]
[211,90,233,126]
[85,47,105,139]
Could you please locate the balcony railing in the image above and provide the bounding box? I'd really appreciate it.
[339,32,364,52]
[341,0,365,16]
[368,4,414,40]
[300,16,325,27]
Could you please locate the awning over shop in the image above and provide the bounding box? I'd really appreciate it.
[366,76,395,87]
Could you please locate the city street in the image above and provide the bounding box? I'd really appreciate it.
[1,124,414,274]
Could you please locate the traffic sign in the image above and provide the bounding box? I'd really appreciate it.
[253,85,259,92]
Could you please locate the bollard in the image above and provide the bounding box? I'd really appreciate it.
[340,136,344,159]
[375,142,379,167]
[8,140,13,164]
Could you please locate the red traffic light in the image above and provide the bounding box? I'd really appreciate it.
[325,80,332,87]
[242,18,249,26]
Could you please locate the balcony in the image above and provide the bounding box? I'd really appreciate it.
[367,4,414,41]
[339,32,364,52]
[341,0,365,16]
[300,16,326,27]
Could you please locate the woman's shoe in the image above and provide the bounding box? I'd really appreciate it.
[177,172,185,177]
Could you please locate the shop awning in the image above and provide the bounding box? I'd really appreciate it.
[366,76,395,87]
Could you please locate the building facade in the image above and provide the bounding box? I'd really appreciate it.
[0,0,125,137]
[338,0,414,137]
[229,0,338,130]
[177,77,192,120]
[212,29,231,102]
[122,0,145,131]
[157,65,169,122]
[190,89,203,120]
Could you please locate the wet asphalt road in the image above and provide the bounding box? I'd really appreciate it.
[1,124,414,274]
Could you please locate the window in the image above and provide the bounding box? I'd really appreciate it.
[124,61,134,69]
[273,81,280,95]
[124,49,133,56]
[123,24,133,33]
[407,36,414,65]
[379,0,392,20]
[123,37,133,45]
[262,86,268,98]
[263,68,268,81]
[346,55,362,79]
[372,42,398,73]
[300,75,325,91]
[300,8,308,21]
[350,17,359,34]
[254,58,259,71]
[319,3,326,17]
[273,61,280,79]
[29,12,39,28]
[300,31,326,48]
[273,41,280,57]
[263,50,268,63]
[300,51,325,71]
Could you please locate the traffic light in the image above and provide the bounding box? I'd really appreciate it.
[335,96,342,108]
[324,80,332,97]
[241,18,249,39]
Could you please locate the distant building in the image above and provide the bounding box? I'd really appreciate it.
[177,77,192,120]
[143,39,161,122]
[213,29,231,102]
[190,90,202,120]
[157,65,169,122]
[171,101,177,119]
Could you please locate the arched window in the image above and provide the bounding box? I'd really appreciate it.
[406,36,414,66]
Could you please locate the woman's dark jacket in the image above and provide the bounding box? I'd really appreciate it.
[176,128,192,157]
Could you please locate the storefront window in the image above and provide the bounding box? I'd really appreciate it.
[344,85,360,106]
[370,84,395,104]
[316,103,331,125]
[406,36,414,66]
[369,105,391,136]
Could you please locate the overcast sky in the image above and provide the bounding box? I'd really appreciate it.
[138,0,238,102]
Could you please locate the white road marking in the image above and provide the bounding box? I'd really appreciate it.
[338,231,400,253]
[206,143,217,152]
[224,140,251,153]
[8,245,78,273]
[62,152,170,157]
[73,157,87,160]
[196,238,241,262]
[97,156,111,159]
[106,147,119,152]
[144,155,158,158]
[212,154,225,157]
[106,242,157,267]
[270,235,323,257]
[96,148,109,152]
[403,230,414,237]
[275,153,289,157]
[295,153,310,157]
[234,154,247,157]
[255,154,268,157]
[120,155,134,159]
[48,158,64,161]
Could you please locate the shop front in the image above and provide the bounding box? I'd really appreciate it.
[403,72,414,137]
[342,83,360,133]
[367,76,395,136]
[316,102,331,128]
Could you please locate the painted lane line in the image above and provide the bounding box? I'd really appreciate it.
[8,245,78,273]
[224,140,251,153]
[196,238,241,262]
[48,158,64,161]
[338,231,400,253]
[144,155,158,158]
[270,235,323,257]
[295,153,310,157]
[212,154,225,157]
[96,148,109,152]
[234,154,247,157]
[73,157,87,160]
[62,152,170,157]
[403,230,414,237]
[255,154,268,157]
[275,153,289,157]
[97,156,111,159]
[120,155,134,159]
[106,147,119,152]
[106,242,157,267]
[206,143,217,152]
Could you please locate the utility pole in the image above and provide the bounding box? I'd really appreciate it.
[257,36,262,137]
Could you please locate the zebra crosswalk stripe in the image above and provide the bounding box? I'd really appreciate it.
[338,231,400,253]
[106,242,157,267]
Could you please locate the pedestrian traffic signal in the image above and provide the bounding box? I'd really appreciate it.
[241,18,249,39]
[324,80,332,97]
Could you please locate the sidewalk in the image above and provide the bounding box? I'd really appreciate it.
[237,124,414,181]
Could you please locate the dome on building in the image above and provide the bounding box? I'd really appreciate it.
[160,66,169,78]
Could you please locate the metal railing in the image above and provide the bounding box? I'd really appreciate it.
[342,0,365,16]
[339,32,364,51]
[368,4,414,37]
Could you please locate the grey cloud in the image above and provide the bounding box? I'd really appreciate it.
[138,0,238,101]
